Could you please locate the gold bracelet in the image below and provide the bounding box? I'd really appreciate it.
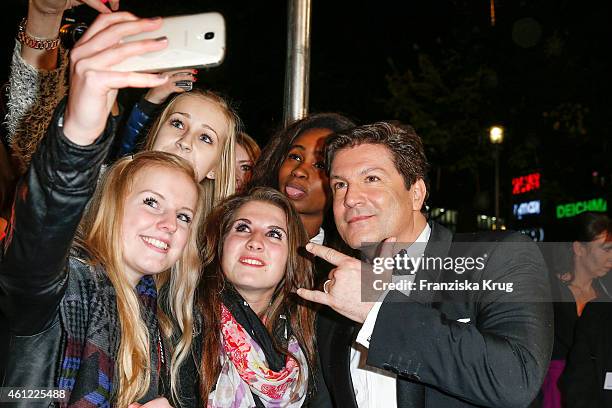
[17,18,60,51]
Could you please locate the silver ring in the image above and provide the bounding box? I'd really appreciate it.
[175,80,193,91]
[323,279,332,294]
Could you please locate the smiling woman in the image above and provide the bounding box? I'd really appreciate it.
[221,200,289,304]
[77,152,205,406]
[0,13,207,408]
[118,164,198,285]
[197,187,317,407]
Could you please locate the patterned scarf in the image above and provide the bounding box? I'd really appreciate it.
[207,303,308,408]
[57,258,161,407]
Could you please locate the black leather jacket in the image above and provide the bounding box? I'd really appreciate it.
[0,100,116,407]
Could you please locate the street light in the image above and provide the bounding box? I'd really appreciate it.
[489,126,504,227]
[489,126,504,144]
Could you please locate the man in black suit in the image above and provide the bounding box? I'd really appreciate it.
[297,122,553,408]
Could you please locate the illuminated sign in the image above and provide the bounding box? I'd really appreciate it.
[513,200,541,220]
[512,172,541,195]
[556,198,608,219]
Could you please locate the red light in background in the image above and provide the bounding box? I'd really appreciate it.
[512,172,541,195]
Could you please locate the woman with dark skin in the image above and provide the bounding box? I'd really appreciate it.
[250,113,355,245]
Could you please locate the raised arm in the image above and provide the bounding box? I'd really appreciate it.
[6,0,117,173]
[0,98,117,334]
[0,12,169,335]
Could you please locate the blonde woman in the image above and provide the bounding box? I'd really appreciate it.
[6,0,238,219]
[143,89,238,215]
[0,13,205,408]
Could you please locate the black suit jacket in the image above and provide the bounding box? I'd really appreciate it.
[317,222,553,408]
[559,301,612,408]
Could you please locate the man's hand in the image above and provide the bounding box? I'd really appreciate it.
[63,12,169,145]
[297,238,397,323]
[128,397,173,408]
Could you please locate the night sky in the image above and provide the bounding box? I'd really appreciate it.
[2,0,610,233]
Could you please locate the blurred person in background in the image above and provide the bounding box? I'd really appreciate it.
[235,131,260,192]
[542,212,612,407]
[554,213,612,408]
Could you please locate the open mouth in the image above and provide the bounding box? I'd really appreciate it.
[141,236,169,252]
[239,256,265,267]
[285,184,306,199]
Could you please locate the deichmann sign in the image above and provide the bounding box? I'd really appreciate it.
[556,198,607,219]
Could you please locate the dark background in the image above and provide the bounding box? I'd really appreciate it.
[2,0,610,234]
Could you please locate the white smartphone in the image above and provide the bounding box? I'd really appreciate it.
[111,12,226,73]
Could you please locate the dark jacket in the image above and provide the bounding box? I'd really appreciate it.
[0,102,116,406]
[0,103,198,407]
[118,96,160,157]
[550,279,611,361]
[559,301,612,408]
[317,222,553,408]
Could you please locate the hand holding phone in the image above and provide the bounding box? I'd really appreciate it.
[111,12,226,73]
[63,13,169,146]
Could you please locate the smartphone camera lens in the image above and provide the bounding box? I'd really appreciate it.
[59,22,88,49]
[204,32,215,40]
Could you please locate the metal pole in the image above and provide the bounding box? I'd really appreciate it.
[494,147,500,222]
[283,0,312,126]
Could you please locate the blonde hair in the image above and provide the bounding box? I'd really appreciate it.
[77,151,204,407]
[144,89,239,216]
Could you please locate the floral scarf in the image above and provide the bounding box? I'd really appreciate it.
[207,303,308,408]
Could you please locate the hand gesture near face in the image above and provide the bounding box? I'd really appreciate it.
[297,237,397,323]
[63,12,169,145]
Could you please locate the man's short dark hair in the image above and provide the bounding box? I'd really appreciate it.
[325,121,430,201]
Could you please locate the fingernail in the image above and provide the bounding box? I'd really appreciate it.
[154,36,168,42]
[193,69,199,74]
[305,243,313,251]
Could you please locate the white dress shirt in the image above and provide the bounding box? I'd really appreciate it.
[310,227,325,245]
[349,224,432,408]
